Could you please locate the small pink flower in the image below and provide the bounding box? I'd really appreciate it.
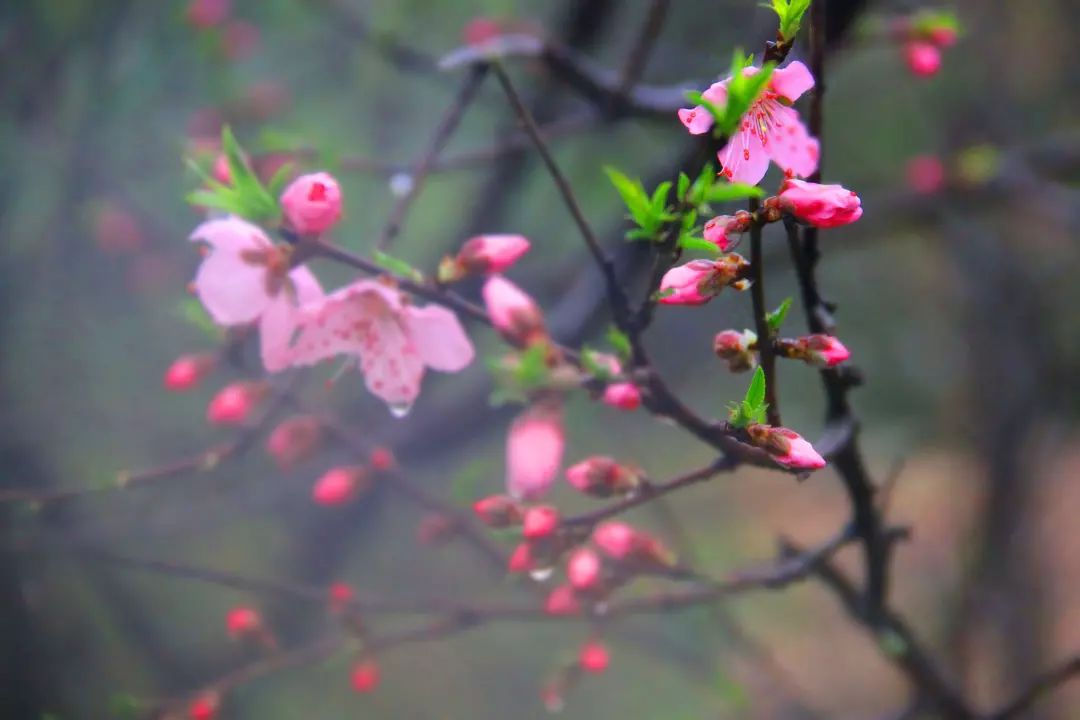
[163,353,216,392]
[506,404,565,500]
[567,548,602,591]
[904,41,941,77]
[679,61,819,185]
[207,381,266,425]
[472,495,523,527]
[312,466,366,506]
[265,415,322,470]
[591,522,638,560]
[482,275,547,347]
[187,0,230,28]
[225,606,261,638]
[601,382,641,411]
[906,155,945,194]
[280,172,343,235]
[779,178,863,228]
[522,505,560,540]
[579,640,610,674]
[703,215,736,251]
[351,660,381,693]
[713,329,758,372]
[454,234,531,275]
[747,424,826,470]
[565,457,640,497]
[658,255,749,306]
[190,217,324,373]
[288,279,474,416]
[544,585,581,616]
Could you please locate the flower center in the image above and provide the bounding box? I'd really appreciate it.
[307,182,328,202]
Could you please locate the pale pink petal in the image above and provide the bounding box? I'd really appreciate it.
[677,106,714,135]
[506,405,564,500]
[289,265,325,305]
[770,61,815,102]
[288,280,398,368]
[259,268,323,373]
[189,217,271,255]
[356,309,425,413]
[192,247,271,325]
[404,304,475,372]
[718,126,771,185]
[763,105,819,179]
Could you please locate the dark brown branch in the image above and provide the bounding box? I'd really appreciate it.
[616,0,671,94]
[749,198,781,426]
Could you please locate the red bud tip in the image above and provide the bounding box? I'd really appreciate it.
[351,660,381,693]
[579,640,610,674]
[313,466,365,506]
[567,548,602,591]
[522,505,560,540]
[206,382,263,425]
[472,495,523,527]
[164,353,215,392]
[225,606,261,638]
[188,692,220,720]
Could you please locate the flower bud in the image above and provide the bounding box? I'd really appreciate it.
[567,547,602,591]
[506,404,564,500]
[280,172,342,235]
[779,179,863,228]
[462,17,503,46]
[207,381,266,425]
[746,424,826,470]
[544,584,581,616]
[164,353,216,392]
[351,660,380,693]
[592,522,674,567]
[225,606,261,639]
[212,154,233,185]
[658,255,749,306]
[265,415,322,470]
[508,542,535,573]
[312,466,368,506]
[601,382,641,411]
[904,41,941,78]
[565,457,640,498]
[703,215,737,251]
[188,692,220,720]
[522,505,560,540]
[445,234,530,280]
[578,640,610,674]
[472,495,524,528]
[713,329,758,372]
[906,155,945,195]
[777,334,850,368]
[482,275,547,348]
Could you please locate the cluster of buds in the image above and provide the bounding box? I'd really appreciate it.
[586,351,642,412]
[565,456,642,498]
[438,234,530,282]
[890,12,958,78]
[206,380,269,425]
[280,172,343,236]
[312,465,371,506]
[713,329,758,372]
[265,415,323,470]
[745,424,826,471]
[658,254,750,306]
[775,334,851,368]
[163,352,217,392]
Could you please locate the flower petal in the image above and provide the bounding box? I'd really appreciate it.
[718,126,770,185]
[763,105,819,179]
[189,217,271,254]
[258,267,324,373]
[405,304,475,372]
[771,61,814,102]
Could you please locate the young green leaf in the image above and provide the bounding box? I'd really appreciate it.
[765,297,793,333]
[683,90,725,127]
[765,0,812,42]
[373,250,424,282]
[603,166,651,226]
[678,235,720,255]
[676,172,691,201]
[715,51,775,137]
[744,366,766,411]
[606,326,632,360]
[704,182,765,203]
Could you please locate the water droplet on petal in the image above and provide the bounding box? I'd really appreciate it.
[529,566,554,582]
[388,400,413,418]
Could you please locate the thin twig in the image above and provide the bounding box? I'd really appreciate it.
[985,654,1080,720]
[749,197,780,426]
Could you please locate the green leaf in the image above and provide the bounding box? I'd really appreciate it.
[372,250,424,282]
[704,182,765,203]
[581,347,614,380]
[678,235,720,255]
[745,366,766,410]
[765,297,793,333]
[650,181,672,217]
[603,166,651,226]
[487,344,552,406]
[730,367,768,427]
[606,326,632,360]
[764,0,812,42]
[676,172,691,200]
[184,126,281,224]
[715,51,775,138]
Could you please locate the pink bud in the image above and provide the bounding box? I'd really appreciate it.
[212,154,232,185]
[457,234,531,274]
[225,606,261,638]
[369,447,396,471]
[579,640,610,674]
[186,0,230,28]
[565,457,640,497]
[658,255,749,306]
[906,155,945,195]
[927,26,957,48]
[188,693,219,720]
[280,172,343,235]
[351,660,380,693]
[800,334,851,368]
[472,495,523,528]
[164,353,216,392]
[482,275,547,348]
[779,178,863,229]
[567,548,602,591]
[265,415,322,470]
[506,404,564,500]
[206,381,264,425]
[601,382,641,411]
[328,582,354,614]
[544,584,581,616]
[508,542,535,573]
[904,41,941,77]
[312,466,367,506]
[462,17,503,46]
[522,505,560,540]
[703,215,736,251]
[713,329,758,372]
[592,521,639,560]
[747,424,826,470]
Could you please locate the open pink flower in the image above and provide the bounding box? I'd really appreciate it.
[190,217,323,372]
[679,61,818,185]
[779,178,863,228]
[287,279,474,416]
[658,255,749,306]
[506,403,565,500]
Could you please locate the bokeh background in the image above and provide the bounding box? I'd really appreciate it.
[2,0,1079,718]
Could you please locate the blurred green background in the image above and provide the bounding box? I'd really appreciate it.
[2,0,1079,718]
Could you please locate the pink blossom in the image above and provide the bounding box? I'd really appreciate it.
[579,640,610,674]
[565,457,640,497]
[506,404,565,500]
[747,424,826,470]
[601,382,641,411]
[679,61,818,185]
[779,178,863,228]
[658,255,749,306]
[544,585,581,616]
[522,505,560,540]
[508,542,535,573]
[287,279,474,416]
[456,234,531,274]
[713,329,758,372]
[265,415,322,470]
[472,495,523,527]
[163,353,216,392]
[904,41,941,77]
[462,17,503,46]
[703,215,736,251]
[482,275,546,347]
[189,217,324,373]
[280,172,343,235]
[567,548,602,591]
[798,334,851,368]
[207,381,265,425]
[906,155,946,194]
